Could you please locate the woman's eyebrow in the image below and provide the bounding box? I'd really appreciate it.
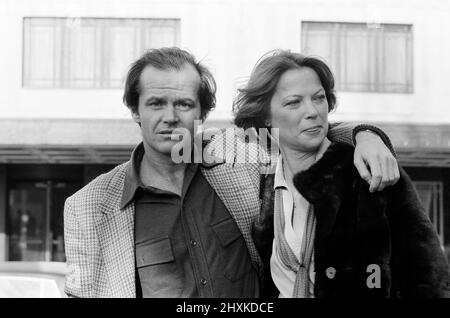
[313,88,325,95]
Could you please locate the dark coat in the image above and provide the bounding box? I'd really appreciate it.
[254,142,450,298]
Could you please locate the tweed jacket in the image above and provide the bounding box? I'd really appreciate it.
[254,142,450,298]
[64,160,265,297]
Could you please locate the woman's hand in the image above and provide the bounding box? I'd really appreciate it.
[354,130,400,192]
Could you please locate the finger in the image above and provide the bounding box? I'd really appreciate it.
[393,158,401,183]
[377,156,391,191]
[354,156,372,184]
[387,158,398,186]
[387,157,396,183]
[369,159,383,193]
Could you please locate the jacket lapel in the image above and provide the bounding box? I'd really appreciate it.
[95,164,136,298]
[201,163,263,273]
[293,143,354,241]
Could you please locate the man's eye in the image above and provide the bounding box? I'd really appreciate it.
[176,103,193,109]
[147,101,163,107]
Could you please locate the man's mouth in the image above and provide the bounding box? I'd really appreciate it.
[157,129,184,140]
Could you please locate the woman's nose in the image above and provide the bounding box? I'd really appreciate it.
[304,99,319,119]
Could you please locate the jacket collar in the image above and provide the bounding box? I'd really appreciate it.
[293,142,356,239]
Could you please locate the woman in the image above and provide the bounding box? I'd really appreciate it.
[233,50,450,298]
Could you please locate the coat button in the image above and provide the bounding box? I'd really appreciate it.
[325,267,336,279]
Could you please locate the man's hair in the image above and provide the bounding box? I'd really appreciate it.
[233,50,336,130]
[123,47,216,120]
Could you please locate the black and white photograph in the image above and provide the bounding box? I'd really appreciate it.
[0,0,449,302]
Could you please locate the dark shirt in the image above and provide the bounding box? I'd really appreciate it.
[120,143,259,298]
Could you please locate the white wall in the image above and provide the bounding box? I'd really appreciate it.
[1,0,450,124]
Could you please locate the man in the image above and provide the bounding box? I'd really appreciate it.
[64,47,399,297]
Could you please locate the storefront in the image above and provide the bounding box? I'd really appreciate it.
[1,164,114,262]
[0,120,449,263]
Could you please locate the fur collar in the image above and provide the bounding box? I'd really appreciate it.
[293,142,356,203]
[293,142,357,239]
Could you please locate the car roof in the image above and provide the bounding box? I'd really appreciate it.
[0,262,67,298]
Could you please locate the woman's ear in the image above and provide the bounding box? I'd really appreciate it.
[265,119,271,127]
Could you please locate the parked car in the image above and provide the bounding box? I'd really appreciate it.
[0,261,67,298]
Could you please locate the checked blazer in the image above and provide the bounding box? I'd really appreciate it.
[63,131,266,298]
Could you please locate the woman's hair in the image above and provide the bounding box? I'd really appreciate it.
[123,47,216,120]
[233,50,336,130]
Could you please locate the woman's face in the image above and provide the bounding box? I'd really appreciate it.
[269,67,329,153]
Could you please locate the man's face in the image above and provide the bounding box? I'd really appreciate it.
[131,64,202,158]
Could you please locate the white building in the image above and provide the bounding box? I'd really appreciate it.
[0,0,449,262]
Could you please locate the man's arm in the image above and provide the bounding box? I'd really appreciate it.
[64,198,91,298]
[327,122,400,192]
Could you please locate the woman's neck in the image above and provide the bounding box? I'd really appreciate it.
[280,146,317,178]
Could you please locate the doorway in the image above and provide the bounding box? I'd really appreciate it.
[7,180,81,261]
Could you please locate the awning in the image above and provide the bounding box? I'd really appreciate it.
[0,119,449,167]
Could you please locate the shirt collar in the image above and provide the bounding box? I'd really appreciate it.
[120,141,224,209]
[274,154,288,190]
[273,138,331,190]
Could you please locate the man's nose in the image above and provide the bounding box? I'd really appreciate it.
[162,104,179,124]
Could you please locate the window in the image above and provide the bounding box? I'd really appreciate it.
[413,181,444,247]
[23,18,180,88]
[301,21,413,93]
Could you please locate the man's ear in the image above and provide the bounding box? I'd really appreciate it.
[131,110,141,126]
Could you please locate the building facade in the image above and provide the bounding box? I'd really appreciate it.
[0,0,449,263]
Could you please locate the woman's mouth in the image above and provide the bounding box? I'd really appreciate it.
[302,126,322,134]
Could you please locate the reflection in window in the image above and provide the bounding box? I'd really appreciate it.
[23,17,180,88]
[8,188,47,261]
[413,181,444,248]
[301,21,413,93]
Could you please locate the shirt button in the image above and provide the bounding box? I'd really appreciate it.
[190,240,198,247]
[200,278,207,285]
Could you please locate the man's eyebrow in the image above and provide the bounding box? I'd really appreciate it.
[145,96,165,102]
[174,98,196,103]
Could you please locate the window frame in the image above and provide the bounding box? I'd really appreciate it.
[301,21,414,94]
[413,181,445,247]
[22,17,181,89]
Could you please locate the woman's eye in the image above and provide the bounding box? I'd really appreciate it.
[285,100,299,107]
[315,95,326,101]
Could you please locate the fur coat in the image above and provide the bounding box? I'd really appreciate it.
[254,142,450,298]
